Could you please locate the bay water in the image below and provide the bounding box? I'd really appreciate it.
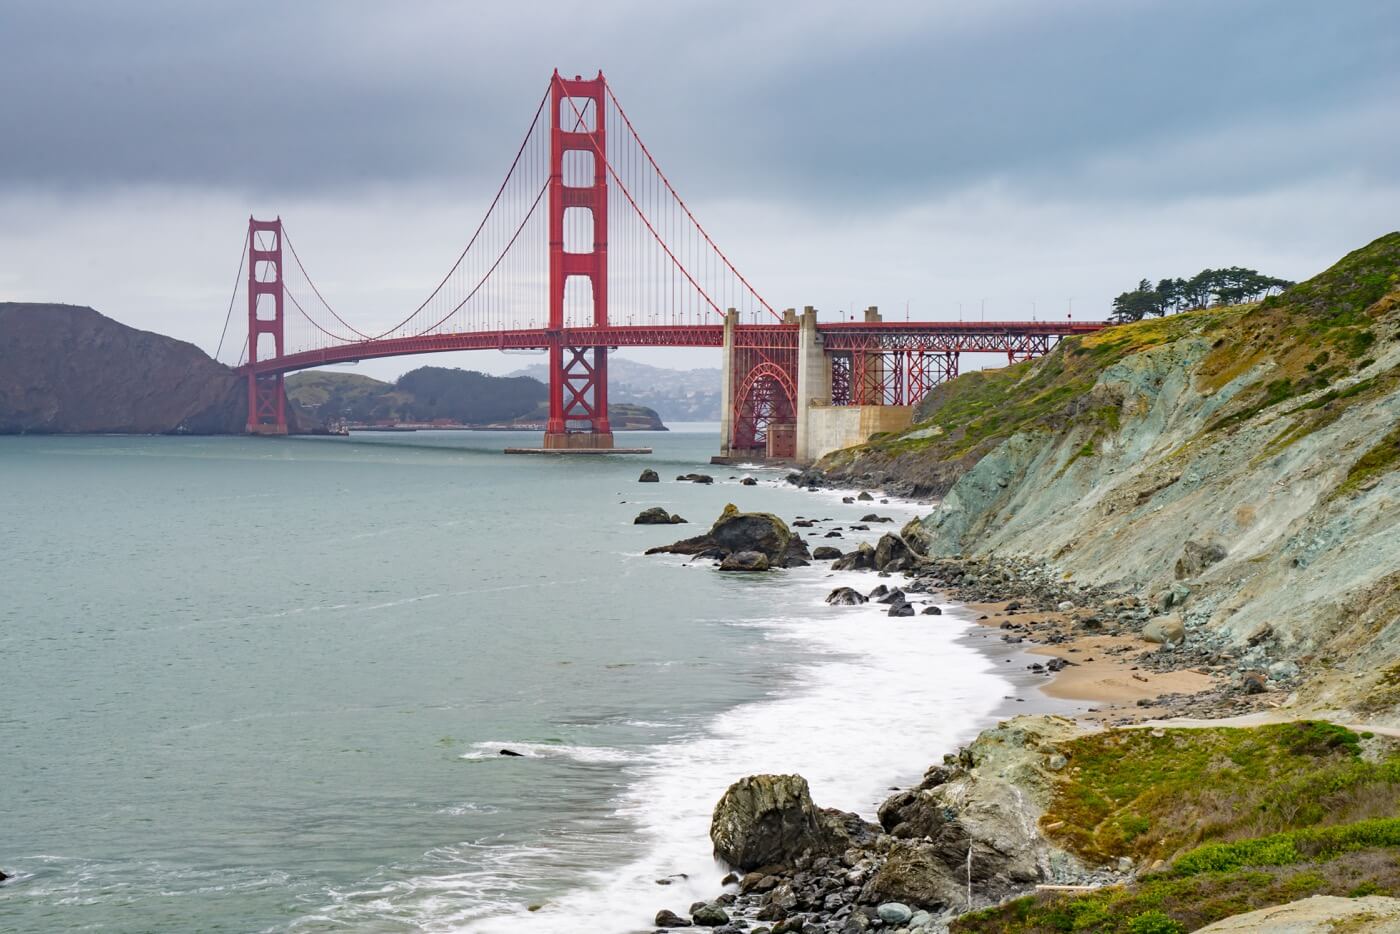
[0,427,1014,932]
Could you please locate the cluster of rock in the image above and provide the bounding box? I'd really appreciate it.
[636,507,688,525]
[646,504,811,571]
[653,719,1110,933]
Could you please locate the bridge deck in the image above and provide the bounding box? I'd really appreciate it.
[241,321,1106,376]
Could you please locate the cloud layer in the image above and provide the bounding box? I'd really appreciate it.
[2,0,1397,376]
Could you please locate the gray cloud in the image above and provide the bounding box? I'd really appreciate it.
[3,0,1396,205]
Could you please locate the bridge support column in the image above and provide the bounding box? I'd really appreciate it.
[543,70,613,450]
[794,305,830,464]
[718,308,737,458]
[246,216,287,435]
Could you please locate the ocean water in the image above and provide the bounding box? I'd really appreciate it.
[0,426,1016,932]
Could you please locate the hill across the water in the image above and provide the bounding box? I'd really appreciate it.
[286,366,666,430]
[0,303,320,434]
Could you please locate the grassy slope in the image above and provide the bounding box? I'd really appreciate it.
[954,722,1400,934]
[817,232,1400,496]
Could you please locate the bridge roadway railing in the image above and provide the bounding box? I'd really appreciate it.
[238,320,1104,376]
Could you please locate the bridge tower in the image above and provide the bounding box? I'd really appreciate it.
[246,217,287,435]
[545,71,612,450]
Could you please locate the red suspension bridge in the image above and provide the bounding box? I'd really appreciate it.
[220,71,1103,462]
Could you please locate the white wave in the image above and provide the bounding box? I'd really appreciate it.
[455,564,1008,933]
[458,742,639,765]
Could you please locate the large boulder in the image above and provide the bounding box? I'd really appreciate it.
[813,546,843,560]
[720,551,770,572]
[646,504,792,564]
[826,586,868,605]
[780,535,812,568]
[1175,540,1227,580]
[831,543,877,572]
[874,533,912,571]
[710,774,845,871]
[635,506,682,525]
[1142,614,1186,645]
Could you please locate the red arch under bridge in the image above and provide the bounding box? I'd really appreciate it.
[221,71,1103,458]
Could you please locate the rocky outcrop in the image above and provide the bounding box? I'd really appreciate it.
[0,303,319,434]
[710,774,850,871]
[811,234,1400,719]
[634,507,686,525]
[1192,895,1400,932]
[719,551,770,572]
[826,587,868,605]
[639,468,660,482]
[647,504,799,566]
[831,543,877,572]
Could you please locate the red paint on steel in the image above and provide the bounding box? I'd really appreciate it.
[246,217,287,434]
[548,71,611,438]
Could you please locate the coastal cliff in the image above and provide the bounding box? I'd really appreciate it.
[685,234,1400,932]
[812,232,1400,717]
[0,303,319,434]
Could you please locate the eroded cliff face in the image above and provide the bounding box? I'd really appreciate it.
[819,234,1400,719]
[0,303,316,434]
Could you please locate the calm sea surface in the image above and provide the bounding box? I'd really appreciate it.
[0,427,1013,932]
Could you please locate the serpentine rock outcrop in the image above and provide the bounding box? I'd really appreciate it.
[814,233,1400,720]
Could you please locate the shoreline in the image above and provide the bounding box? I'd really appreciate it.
[641,473,1290,933]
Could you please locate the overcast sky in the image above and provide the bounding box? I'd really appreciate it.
[3,0,1397,378]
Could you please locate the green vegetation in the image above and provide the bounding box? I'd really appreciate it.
[1040,721,1389,865]
[954,849,1400,934]
[952,722,1400,934]
[1110,268,1293,323]
[1334,424,1400,497]
[826,310,1207,473]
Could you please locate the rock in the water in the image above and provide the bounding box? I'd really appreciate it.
[813,546,843,560]
[670,514,687,524]
[639,468,660,483]
[792,519,816,528]
[877,903,913,924]
[826,587,868,605]
[740,477,758,486]
[842,496,855,504]
[869,584,890,599]
[710,774,843,871]
[874,533,912,571]
[1175,539,1227,580]
[635,506,677,525]
[690,474,714,484]
[498,748,524,757]
[888,603,915,617]
[720,551,770,572]
[655,908,693,927]
[691,903,730,927]
[831,543,876,571]
[1142,614,1185,645]
[861,513,893,523]
[857,491,874,501]
[922,605,943,615]
[646,504,793,563]
[779,535,812,568]
[875,588,906,605]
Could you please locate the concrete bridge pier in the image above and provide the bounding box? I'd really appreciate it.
[717,304,915,466]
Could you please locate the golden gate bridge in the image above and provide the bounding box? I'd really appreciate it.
[217,71,1103,461]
